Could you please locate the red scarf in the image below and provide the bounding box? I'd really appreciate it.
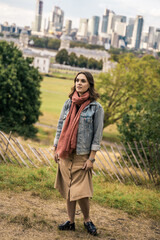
[56,90,90,158]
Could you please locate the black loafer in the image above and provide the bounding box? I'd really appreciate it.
[58,221,75,231]
[84,221,97,236]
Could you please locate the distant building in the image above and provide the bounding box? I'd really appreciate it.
[111,15,127,31]
[130,15,144,49]
[141,32,148,49]
[155,28,160,51]
[23,49,50,74]
[77,18,88,40]
[111,32,119,48]
[98,9,114,46]
[147,26,155,49]
[65,20,72,35]
[99,9,110,35]
[48,6,64,33]
[19,30,29,48]
[107,11,115,35]
[114,22,126,37]
[126,18,135,45]
[33,56,50,73]
[59,34,72,49]
[88,16,100,37]
[33,0,43,32]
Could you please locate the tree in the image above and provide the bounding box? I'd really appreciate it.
[117,99,160,143]
[87,58,98,69]
[68,52,78,66]
[47,39,60,50]
[96,53,160,128]
[117,97,160,174]
[77,55,88,68]
[55,49,69,64]
[0,41,42,137]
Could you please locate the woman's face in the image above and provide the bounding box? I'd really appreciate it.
[75,74,90,96]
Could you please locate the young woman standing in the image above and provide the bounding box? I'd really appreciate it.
[53,71,104,236]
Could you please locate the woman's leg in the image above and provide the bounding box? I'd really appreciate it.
[78,197,90,222]
[67,198,76,223]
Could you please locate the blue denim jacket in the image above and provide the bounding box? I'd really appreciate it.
[54,99,104,155]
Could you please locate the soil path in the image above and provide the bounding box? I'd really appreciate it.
[0,191,159,240]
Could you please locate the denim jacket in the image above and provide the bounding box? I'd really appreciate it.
[54,99,104,155]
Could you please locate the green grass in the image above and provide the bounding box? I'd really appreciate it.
[0,164,160,221]
[93,175,160,221]
[40,76,73,125]
[0,164,61,200]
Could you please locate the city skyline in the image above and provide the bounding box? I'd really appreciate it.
[0,0,160,32]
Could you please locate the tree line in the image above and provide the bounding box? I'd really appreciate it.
[29,36,106,51]
[29,36,61,50]
[55,49,103,70]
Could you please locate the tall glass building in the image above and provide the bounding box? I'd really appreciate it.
[34,0,43,32]
[132,15,144,49]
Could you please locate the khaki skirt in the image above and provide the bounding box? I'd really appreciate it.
[54,153,93,201]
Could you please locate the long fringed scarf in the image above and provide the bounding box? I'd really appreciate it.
[56,90,90,159]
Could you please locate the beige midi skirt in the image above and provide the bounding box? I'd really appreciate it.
[54,153,93,201]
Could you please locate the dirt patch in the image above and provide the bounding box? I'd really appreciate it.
[0,191,159,240]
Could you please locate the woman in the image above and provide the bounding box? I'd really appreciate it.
[53,71,104,236]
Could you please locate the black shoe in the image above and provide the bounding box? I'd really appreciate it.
[84,221,97,236]
[58,221,75,231]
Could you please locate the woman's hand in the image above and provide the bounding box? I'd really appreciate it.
[52,147,59,163]
[82,159,93,171]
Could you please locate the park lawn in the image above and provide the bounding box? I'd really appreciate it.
[40,76,73,125]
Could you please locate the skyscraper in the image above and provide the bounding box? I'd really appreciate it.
[49,6,64,33]
[131,15,144,49]
[155,28,160,50]
[126,18,135,44]
[34,0,43,32]
[65,20,72,35]
[111,15,126,31]
[148,26,155,49]
[106,11,115,35]
[100,9,110,34]
[88,16,100,36]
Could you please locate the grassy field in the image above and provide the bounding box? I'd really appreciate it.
[0,164,160,222]
[39,73,120,142]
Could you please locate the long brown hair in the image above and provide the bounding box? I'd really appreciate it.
[69,71,99,102]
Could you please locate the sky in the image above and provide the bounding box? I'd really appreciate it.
[0,0,160,32]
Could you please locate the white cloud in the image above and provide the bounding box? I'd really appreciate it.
[0,3,34,27]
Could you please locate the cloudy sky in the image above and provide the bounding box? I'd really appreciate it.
[0,0,160,31]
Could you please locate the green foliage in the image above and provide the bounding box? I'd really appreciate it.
[97,53,160,128]
[29,36,60,50]
[68,52,78,66]
[70,41,105,50]
[55,48,69,64]
[88,58,102,70]
[55,50,103,70]
[77,54,88,68]
[117,99,160,175]
[0,40,42,137]
[118,99,160,143]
